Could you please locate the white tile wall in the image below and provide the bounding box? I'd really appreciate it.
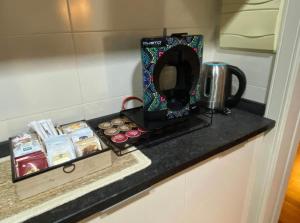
[214,49,274,103]
[243,85,268,103]
[68,0,218,31]
[83,96,124,120]
[41,105,85,126]
[0,0,70,36]
[73,30,162,103]
[4,113,44,137]
[0,0,273,142]
[0,34,82,120]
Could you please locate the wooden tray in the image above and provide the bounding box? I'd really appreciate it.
[9,121,115,200]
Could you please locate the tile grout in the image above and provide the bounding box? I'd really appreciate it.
[0,94,133,123]
[66,0,85,117]
[0,26,213,39]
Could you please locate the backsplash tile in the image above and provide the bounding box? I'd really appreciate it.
[0,34,82,120]
[0,0,70,36]
[163,0,218,28]
[214,49,274,89]
[4,113,44,139]
[83,96,123,120]
[243,85,267,103]
[0,0,272,141]
[41,105,85,126]
[69,0,217,31]
[73,30,161,103]
[69,0,163,31]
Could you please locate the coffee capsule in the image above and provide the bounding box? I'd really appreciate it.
[128,122,138,129]
[111,133,128,143]
[98,122,112,130]
[111,118,125,126]
[121,116,131,123]
[125,130,141,138]
[118,124,131,132]
[104,128,120,136]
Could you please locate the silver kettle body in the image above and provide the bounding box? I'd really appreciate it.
[199,62,246,112]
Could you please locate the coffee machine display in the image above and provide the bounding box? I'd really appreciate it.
[141,34,203,120]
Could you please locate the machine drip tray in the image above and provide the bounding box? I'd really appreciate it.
[121,107,195,131]
[88,107,213,156]
[120,106,213,149]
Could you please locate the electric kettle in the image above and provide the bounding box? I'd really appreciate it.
[199,62,246,113]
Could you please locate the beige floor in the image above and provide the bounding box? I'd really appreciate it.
[279,143,300,223]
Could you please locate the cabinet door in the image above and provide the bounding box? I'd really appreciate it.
[81,140,258,223]
[82,173,186,223]
[222,0,281,13]
[220,0,284,51]
[146,173,186,223]
[185,142,255,223]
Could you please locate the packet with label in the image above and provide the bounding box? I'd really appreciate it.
[61,121,88,134]
[69,127,94,143]
[15,151,48,177]
[12,133,44,158]
[74,136,102,157]
[45,135,76,166]
[28,119,58,141]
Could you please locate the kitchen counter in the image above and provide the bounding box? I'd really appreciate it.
[0,108,275,223]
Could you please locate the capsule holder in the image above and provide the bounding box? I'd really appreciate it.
[88,107,213,156]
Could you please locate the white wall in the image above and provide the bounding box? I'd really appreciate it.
[0,0,219,141]
[213,49,275,103]
[0,0,276,141]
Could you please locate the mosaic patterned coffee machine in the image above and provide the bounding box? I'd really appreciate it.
[96,33,211,153]
[141,33,203,121]
[122,33,204,130]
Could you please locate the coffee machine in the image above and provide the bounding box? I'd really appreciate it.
[122,33,204,130]
[141,33,203,120]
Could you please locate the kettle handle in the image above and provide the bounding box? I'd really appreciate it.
[226,65,247,107]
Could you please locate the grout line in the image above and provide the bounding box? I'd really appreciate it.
[71,28,164,34]
[220,33,275,38]
[246,84,267,90]
[0,103,84,122]
[81,95,124,106]
[66,0,74,33]
[222,8,279,15]
[0,26,213,39]
[1,88,143,122]
[0,32,72,38]
[0,94,129,123]
[70,26,213,33]
[66,0,85,111]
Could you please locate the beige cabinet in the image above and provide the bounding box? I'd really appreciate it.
[81,137,261,223]
[81,173,186,223]
[185,142,255,223]
[220,0,285,52]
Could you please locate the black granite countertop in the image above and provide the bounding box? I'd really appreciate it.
[0,108,275,223]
